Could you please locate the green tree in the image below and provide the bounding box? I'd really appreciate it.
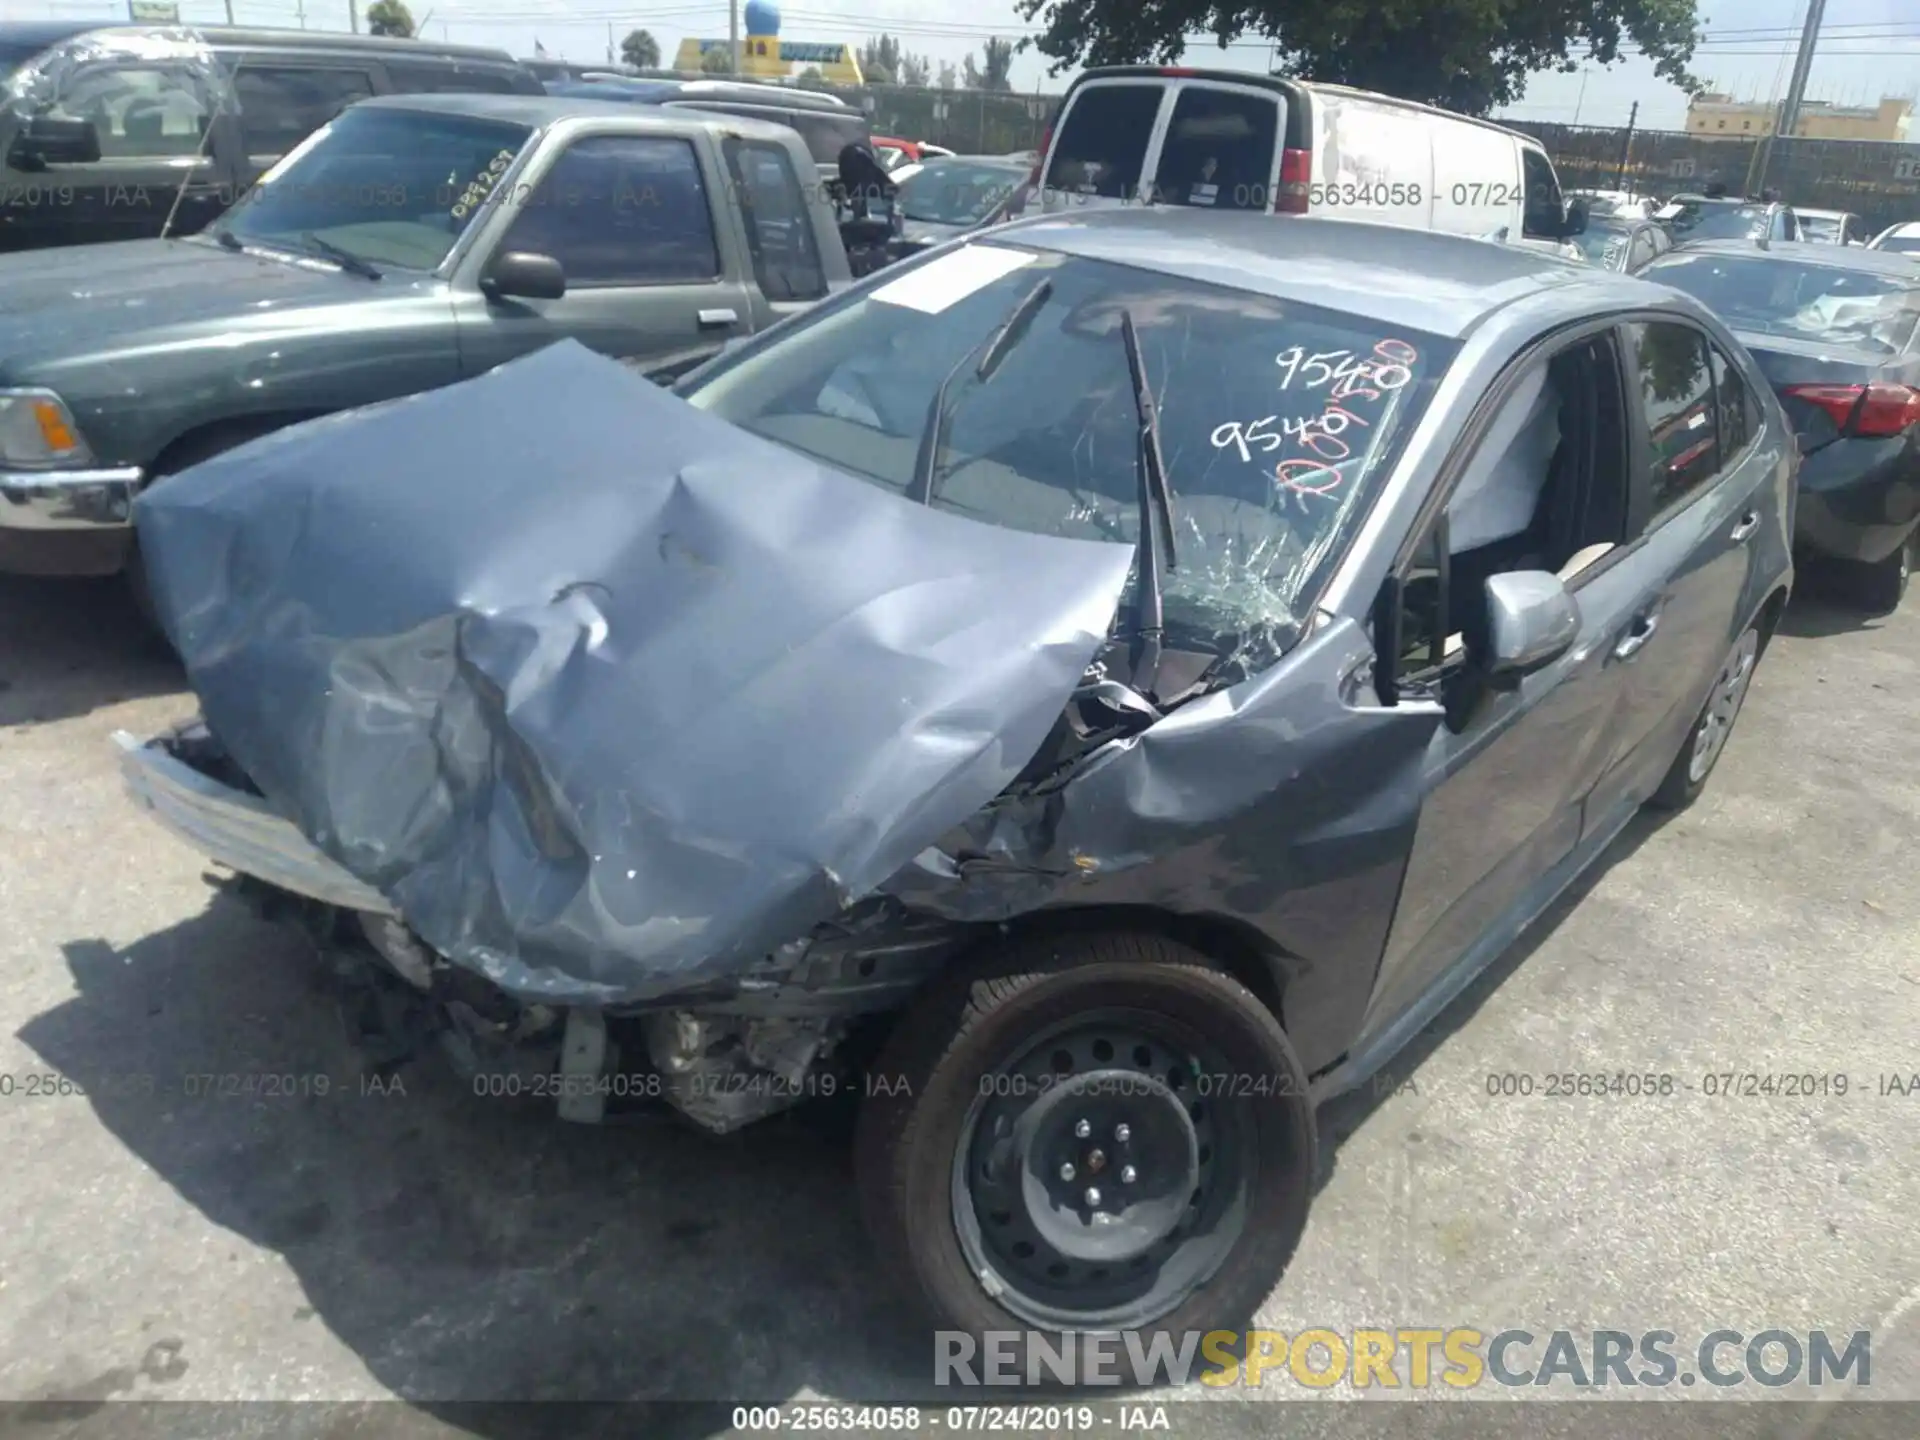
[796,66,831,90]
[936,60,959,90]
[899,51,932,86]
[364,0,414,38]
[620,29,660,70]
[700,45,734,75]
[963,37,1015,92]
[1012,0,1703,116]
[859,35,902,84]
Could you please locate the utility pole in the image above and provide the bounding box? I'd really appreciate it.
[348,0,359,33]
[1752,0,1828,196]
[223,0,233,22]
[1615,100,1638,192]
[729,0,740,76]
[607,21,614,65]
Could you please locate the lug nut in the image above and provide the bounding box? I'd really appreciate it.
[1115,1123,1131,1143]
[1075,1119,1091,1139]
[1084,1187,1102,1208]
[1059,1162,1076,1182]
[1121,1165,1137,1184]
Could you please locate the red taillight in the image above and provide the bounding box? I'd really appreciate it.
[1855,382,1920,436]
[1275,146,1310,214]
[1783,382,1920,437]
[1157,67,1198,76]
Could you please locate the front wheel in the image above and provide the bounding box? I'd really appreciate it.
[855,933,1315,1358]
[1648,622,1761,812]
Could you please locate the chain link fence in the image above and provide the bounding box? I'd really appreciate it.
[1504,120,1920,231]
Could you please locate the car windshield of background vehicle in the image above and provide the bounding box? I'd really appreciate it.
[1877,233,1920,255]
[1666,202,1773,242]
[898,160,1026,225]
[1572,222,1632,267]
[1642,253,1920,354]
[1798,214,1842,242]
[681,244,1457,672]
[207,106,534,272]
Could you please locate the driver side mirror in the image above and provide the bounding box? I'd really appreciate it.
[1483,570,1579,689]
[1559,196,1590,238]
[9,114,102,168]
[481,251,566,302]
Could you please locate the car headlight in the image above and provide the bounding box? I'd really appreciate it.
[0,388,97,469]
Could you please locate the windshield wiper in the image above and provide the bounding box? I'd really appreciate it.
[299,232,381,280]
[905,276,1053,506]
[1119,307,1177,699]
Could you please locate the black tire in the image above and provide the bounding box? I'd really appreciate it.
[1648,622,1761,812]
[125,421,292,637]
[854,932,1315,1370]
[1834,534,1913,616]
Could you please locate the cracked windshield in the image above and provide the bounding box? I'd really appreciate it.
[1644,252,1920,352]
[682,244,1455,669]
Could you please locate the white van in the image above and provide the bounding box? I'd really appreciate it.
[1033,67,1587,256]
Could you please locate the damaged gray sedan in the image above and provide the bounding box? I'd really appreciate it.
[116,210,1794,1344]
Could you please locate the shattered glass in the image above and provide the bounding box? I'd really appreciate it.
[682,242,1458,688]
[2,27,235,125]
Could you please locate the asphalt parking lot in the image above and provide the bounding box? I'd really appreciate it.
[1,569,1917,1435]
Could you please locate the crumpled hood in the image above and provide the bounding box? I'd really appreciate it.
[133,340,1135,1005]
[0,237,381,366]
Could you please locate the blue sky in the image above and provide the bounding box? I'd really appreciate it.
[31,0,1920,132]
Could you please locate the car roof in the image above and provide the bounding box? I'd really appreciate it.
[1880,221,1920,237]
[988,209,1656,340]
[1796,208,1855,221]
[1650,239,1920,276]
[0,20,519,63]
[356,90,801,140]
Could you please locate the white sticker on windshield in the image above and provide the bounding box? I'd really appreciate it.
[869,244,1037,314]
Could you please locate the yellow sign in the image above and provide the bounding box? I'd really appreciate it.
[671,37,863,85]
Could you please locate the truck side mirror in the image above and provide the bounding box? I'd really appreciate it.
[1560,196,1590,238]
[9,114,103,168]
[481,251,567,302]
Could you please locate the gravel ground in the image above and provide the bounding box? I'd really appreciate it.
[1,570,1915,1438]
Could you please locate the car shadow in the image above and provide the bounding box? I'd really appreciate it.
[15,816,1664,1426]
[0,575,181,728]
[1773,573,1884,638]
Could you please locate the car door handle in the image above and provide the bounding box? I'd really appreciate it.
[1729,510,1761,542]
[697,308,740,328]
[1614,611,1660,660]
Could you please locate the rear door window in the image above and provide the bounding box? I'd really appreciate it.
[1151,86,1278,211]
[723,136,827,302]
[233,66,377,155]
[1625,321,1719,522]
[1043,83,1163,200]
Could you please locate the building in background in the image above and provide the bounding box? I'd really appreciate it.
[1686,92,1913,142]
[670,1,864,84]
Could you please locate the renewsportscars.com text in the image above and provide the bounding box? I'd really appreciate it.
[935,1327,1872,1390]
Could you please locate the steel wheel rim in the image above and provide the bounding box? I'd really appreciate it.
[1689,628,1759,784]
[950,1009,1252,1331]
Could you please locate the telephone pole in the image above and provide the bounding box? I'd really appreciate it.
[1614,100,1638,191]
[728,0,740,76]
[1752,0,1828,196]
[347,0,359,33]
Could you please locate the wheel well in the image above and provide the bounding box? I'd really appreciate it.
[151,411,324,476]
[990,906,1292,1032]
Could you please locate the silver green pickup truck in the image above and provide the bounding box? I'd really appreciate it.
[0,91,854,590]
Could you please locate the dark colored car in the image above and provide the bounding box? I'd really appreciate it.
[1658,196,1800,245]
[1569,214,1673,272]
[0,96,852,588]
[1641,240,1920,612]
[0,21,541,252]
[117,212,1793,1351]
[543,75,869,182]
[892,154,1034,255]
